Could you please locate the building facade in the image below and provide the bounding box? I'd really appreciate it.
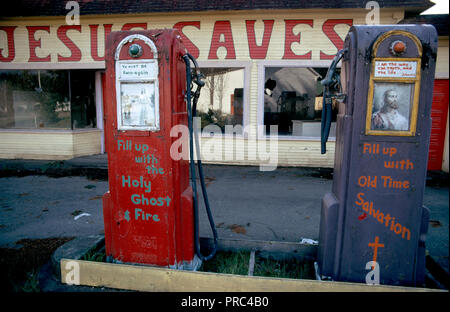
[1,1,448,171]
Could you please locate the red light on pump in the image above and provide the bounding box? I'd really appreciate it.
[390,40,406,56]
[393,41,405,53]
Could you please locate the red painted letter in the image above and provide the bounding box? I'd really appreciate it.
[27,26,51,62]
[89,24,113,61]
[121,23,147,31]
[246,20,274,59]
[0,26,17,62]
[320,19,352,60]
[173,21,200,59]
[283,20,313,59]
[57,25,82,62]
[208,21,236,59]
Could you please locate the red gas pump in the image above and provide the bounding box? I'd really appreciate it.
[102,30,217,269]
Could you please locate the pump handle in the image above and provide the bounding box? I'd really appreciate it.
[320,48,346,154]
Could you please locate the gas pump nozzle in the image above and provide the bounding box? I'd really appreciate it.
[184,53,205,113]
[320,48,347,154]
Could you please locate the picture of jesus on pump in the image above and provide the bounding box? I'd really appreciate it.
[371,89,409,131]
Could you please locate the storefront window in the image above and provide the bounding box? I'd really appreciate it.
[197,67,244,134]
[0,69,96,130]
[263,67,340,137]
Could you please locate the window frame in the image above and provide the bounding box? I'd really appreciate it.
[197,60,251,138]
[257,60,338,141]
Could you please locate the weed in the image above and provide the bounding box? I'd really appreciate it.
[40,161,64,173]
[81,247,106,262]
[20,270,40,292]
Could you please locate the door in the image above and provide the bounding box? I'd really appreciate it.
[428,79,449,171]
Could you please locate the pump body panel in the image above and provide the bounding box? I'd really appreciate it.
[318,25,437,286]
[102,30,195,268]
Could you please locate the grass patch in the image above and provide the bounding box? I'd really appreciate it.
[253,255,315,280]
[199,250,250,275]
[199,250,316,280]
[0,237,74,292]
[78,246,316,281]
[81,247,106,262]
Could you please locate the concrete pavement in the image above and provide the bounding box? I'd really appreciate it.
[0,154,448,286]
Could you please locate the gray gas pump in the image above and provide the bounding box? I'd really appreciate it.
[318,25,437,286]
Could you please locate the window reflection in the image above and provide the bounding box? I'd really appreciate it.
[197,67,244,134]
[263,67,340,137]
[0,70,96,130]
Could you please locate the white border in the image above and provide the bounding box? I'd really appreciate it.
[114,34,159,131]
[114,34,158,61]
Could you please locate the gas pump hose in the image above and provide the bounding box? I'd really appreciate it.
[183,53,218,262]
[320,48,347,154]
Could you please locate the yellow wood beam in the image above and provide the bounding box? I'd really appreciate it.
[60,259,443,292]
